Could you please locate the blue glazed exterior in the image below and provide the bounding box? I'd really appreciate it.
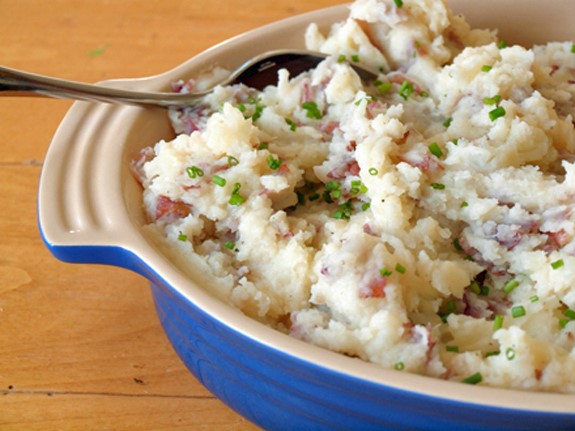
[147,264,575,431]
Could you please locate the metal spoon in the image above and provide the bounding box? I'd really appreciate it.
[0,50,377,109]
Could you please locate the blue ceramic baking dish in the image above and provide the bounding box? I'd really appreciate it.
[38,2,575,429]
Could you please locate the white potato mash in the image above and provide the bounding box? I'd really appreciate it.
[133,0,575,391]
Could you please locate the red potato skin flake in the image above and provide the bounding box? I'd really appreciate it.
[359,276,388,298]
[327,160,361,179]
[155,196,191,221]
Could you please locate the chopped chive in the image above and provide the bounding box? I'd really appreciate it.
[350,180,367,195]
[446,345,459,353]
[227,156,239,166]
[480,285,490,296]
[572,44,575,54]
[443,117,453,128]
[551,259,565,270]
[430,183,445,190]
[267,155,282,170]
[351,54,360,63]
[503,279,520,294]
[88,46,106,57]
[235,103,246,112]
[393,0,403,7]
[394,361,405,371]
[361,202,371,211]
[177,232,188,242]
[369,167,379,176]
[481,65,493,72]
[308,192,321,202]
[186,165,204,179]
[285,118,298,131]
[485,350,500,357]
[505,347,516,360]
[511,305,526,318]
[498,40,508,49]
[379,267,393,277]
[483,95,502,105]
[428,142,444,158]
[493,314,504,331]
[302,101,323,119]
[257,142,269,150]
[395,263,406,274]
[460,201,469,208]
[469,280,481,295]
[375,80,393,94]
[452,138,459,146]
[563,309,575,320]
[453,238,463,252]
[212,175,226,187]
[399,81,414,100]
[224,241,236,250]
[337,54,347,63]
[489,106,506,121]
[229,183,246,206]
[445,299,457,313]
[463,372,482,385]
[529,295,539,303]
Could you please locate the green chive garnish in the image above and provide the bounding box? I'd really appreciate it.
[394,0,403,7]
[395,263,406,274]
[511,305,526,318]
[227,156,239,166]
[505,348,516,360]
[224,241,236,250]
[398,81,414,100]
[463,372,482,385]
[470,280,481,295]
[481,65,493,72]
[428,142,444,158]
[430,183,445,190]
[503,279,520,294]
[498,40,508,49]
[551,259,564,270]
[453,238,463,252]
[493,315,504,331]
[375,80,392,94]
[379,267,393,277]
[267,155,282,170]
[302,101,323,119]
[483,95,502,105]
[351,54,360,63]
[177,233,188,242]
[369,167,379,176]
[394,361,405,371]
[446,345,459,353]
[212,175,226,187]
[186,165,204,179]
[489,106,506,121]
[285,118,298,131]
[229,183,246,206]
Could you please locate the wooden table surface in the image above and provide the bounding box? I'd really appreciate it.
[0,1,343,429]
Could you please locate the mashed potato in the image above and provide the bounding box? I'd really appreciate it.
[132,0,575,392]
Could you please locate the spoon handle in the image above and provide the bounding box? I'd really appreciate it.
[0,66,201,108]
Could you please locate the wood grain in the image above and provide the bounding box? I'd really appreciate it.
[0,1,343,429]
